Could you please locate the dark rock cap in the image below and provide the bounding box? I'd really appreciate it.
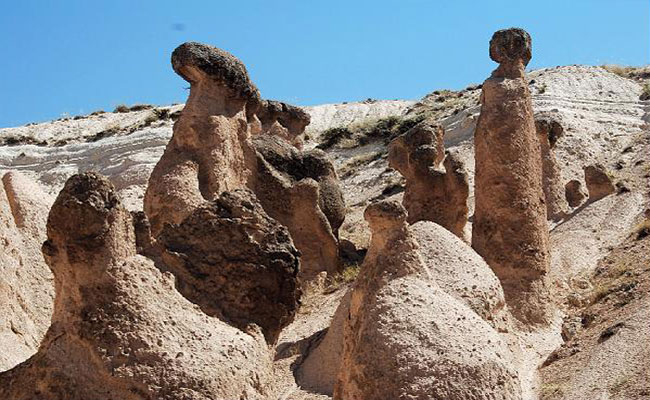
[172,42,260,101]
[489,28,532,66]
[364,199,407,224]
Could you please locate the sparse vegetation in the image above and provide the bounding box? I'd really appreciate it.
[538,83,547,94]
[640,83,650,101]
[339,151,383,178]
[539,382,564,399]
[634,219,650,240]
[317,114,426,150]
[601,64,635,78]
[129,104,154,112]
[113,104,130,113]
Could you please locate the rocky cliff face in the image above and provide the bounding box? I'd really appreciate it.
[0,34,649,400]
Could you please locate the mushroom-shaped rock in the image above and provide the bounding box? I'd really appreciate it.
[489,28,532,78]
[145,42,260,237]
[171,41,260,101]
[535,113,568,220]
[388,120,469,239]
[473,28,552,325]
[565,179,588,208]
[159,189,301,344]
[0,172,54,371]
[253,135,344,279]
[584,164,615,202]
[333,200,521,400]
[0,173,272,399]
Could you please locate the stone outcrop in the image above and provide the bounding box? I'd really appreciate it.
[0,172,54,371]
[388,120,469,239]
[472,28,552,325]
[251,99,311,147]
[535,113,568,220]
[334,200,521,400]
[144,42,261,237]
[144,42,344,279]
[298,218,511,396]
[584,164,615,202]
[565,179,587,208]
[159,189,301,344]
[0,173,272,399]
[253,135,344,278]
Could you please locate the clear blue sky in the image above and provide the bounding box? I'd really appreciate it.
[1,0,648,127]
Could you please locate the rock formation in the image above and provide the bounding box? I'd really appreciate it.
[144,42,343,279]
[565,179,588,208]
[0,172,54,371]
[535,113,568,220]
[159,189,301,343]
[298,218,511,396]
[472,28,552,325]
[334,200,521,400]
[584,164,615,202]
[144,42,261,237]
[251,99,311,148]
[0,173,273,399]
[388,120,469,239]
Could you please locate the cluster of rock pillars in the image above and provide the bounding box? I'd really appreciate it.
[0,28,618,399]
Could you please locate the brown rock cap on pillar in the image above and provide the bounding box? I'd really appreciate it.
[472,28,553,325]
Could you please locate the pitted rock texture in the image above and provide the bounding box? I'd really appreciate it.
[252,99,311,147]
[334,200,521,400]
[472,28,552,325]
[146,44,258,236]
[584,164,615,202]
[253,135,344,279]
[0,172,54,371]
[490,27,532,78]
[565,179,588,208]
[145,42,343,281]
[172,41,260,101]
[388,120,469,239]
[0,173,272,400]
[535,113,569,220]
[159,189,301,344]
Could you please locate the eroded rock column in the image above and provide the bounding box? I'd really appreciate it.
[388,120,469,239]
[334,200,520,400]
[472,28,552,324]
[535,113,568,220]
[0,173,274,400]
[144,42,261,236]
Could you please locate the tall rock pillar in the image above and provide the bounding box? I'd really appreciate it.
[472,28,552,324]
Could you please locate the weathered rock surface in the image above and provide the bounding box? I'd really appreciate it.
[388,120,469,239]
[565,179,588,208]
[253,135,344,279]
[535,113,569,220]
[472,28,552,325]
[584,164,615,202]
[252,99,311,147]
[334,200,521,400]
[144,42,343,280]
[145,42,260,237]
[0,172,54,371]
[0,173,272,399]
[159,189,301,344]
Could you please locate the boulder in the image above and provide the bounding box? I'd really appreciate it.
[159,189,301,344]
[584,164,615,202]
